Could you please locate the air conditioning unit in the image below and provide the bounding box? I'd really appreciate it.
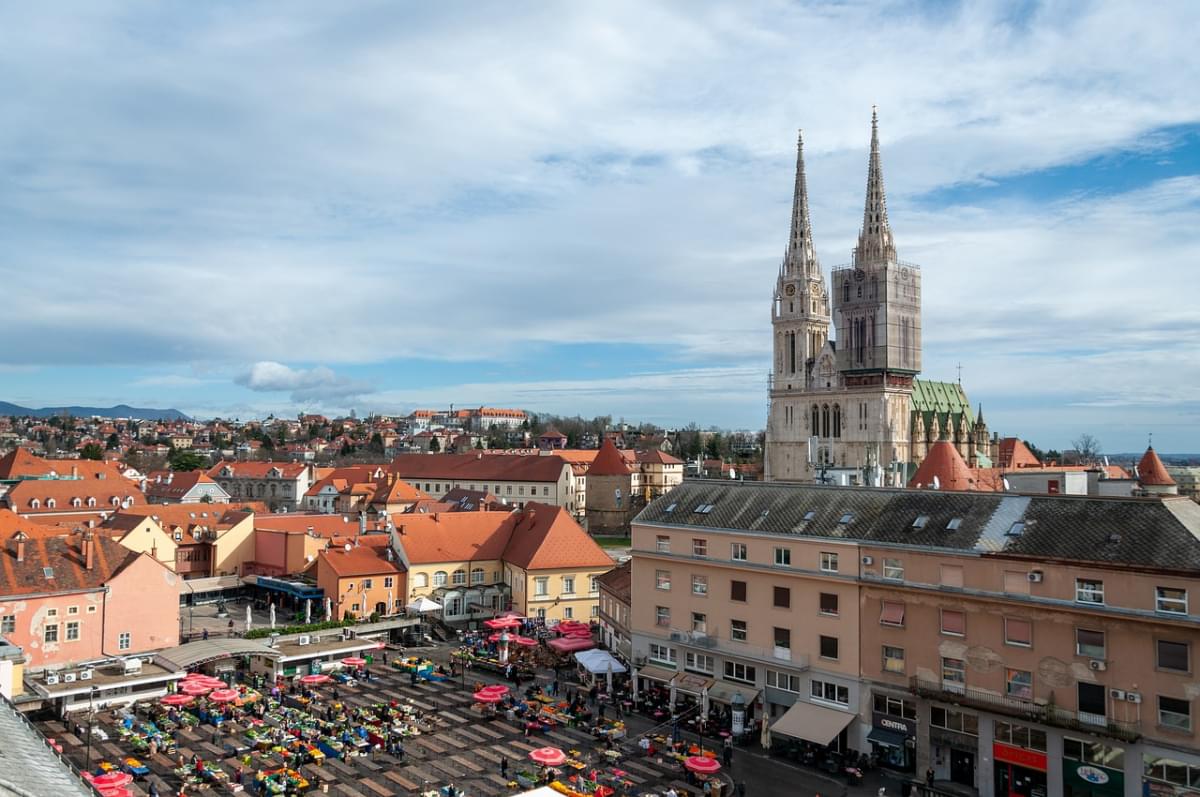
[1109,688,1126,701]
[861,556,874,566]
[64,672,77,683]
[46,673,60,685]
[1126,692,1142,704]
[298,635,311,646]
[123,658,142,675]
[1027,571,1043,583]
[79,669,93,681]
[1088,659,1107,671]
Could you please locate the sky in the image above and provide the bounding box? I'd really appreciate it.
[1,1,1198,453]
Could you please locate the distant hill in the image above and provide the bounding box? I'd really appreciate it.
[0,402,191,421]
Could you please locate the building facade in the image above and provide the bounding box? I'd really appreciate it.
[207,461,314,512]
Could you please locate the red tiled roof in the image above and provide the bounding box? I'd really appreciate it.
[501,503,613,570]
[392,513,514,564]
[389,453,570,483]
[0,447,49,479]
[996,438,1041,469]
[0,530,141,598]
[253,513,388,537]
[910,441,998,492]
[1137,446,1175,487]
[4,478,145,514]
[595,559,631,604]
[207,461,309,479]
[318,543,403,579]
[143,470,222,500]
[587,439,631,477]
[634,449,683,466]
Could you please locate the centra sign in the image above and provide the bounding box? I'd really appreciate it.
[1076,766,1109,785]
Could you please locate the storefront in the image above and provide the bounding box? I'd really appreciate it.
[1143,751,1200,797]
[930,728,977,789]
[868,711,916,773]
[1062,762,1123,797]
[993,742,1048,797]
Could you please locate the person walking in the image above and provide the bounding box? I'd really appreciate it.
[722,736,733,767]
[500,755,509,779]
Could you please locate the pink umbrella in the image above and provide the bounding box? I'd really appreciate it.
[92,771,134,788]
[180,682,212,696]
[300,674,331,685]
[342,657,367,667]
[161,693,195,707]
[548,636,594,654]
[479,684,509,696]
[97,788,132,797]
[511,635,538,647]
[528,747,567,767]
[685,756,721,774]
[473,690,504,703]
[208,688,239,704]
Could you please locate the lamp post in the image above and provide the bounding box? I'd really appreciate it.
[84,686,98,772]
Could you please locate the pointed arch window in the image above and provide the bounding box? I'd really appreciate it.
[843,282,850,303]
[832,404,842,438]
[811,405,819,433]
[821,405,830,438]
[788,332,797,374]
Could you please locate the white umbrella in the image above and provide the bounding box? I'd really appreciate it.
[245,604,252,634]
[386,591,392,616]
[406,597,442,613]
[305,599,311,624]
[325,597,332,622]
[760,716,772,750]
[269,603,276,629]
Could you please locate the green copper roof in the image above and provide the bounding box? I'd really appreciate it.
[911,379,976,438]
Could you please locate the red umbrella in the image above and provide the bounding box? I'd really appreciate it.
[473,690,504,703]
[180,682,212,696]
[528,747,567,767]
[299,674,331,685]
[484,617,521,630]
[92,772,134,788]
[685,756,721,774]
[161,693,195,707]
[208,688,239,704]
[97,788,132,797]
[511,635,538,647]
[479,684,509,696]
[342,657,367,667]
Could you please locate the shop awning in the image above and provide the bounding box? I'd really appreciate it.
[867,727,908,748]
[770,701,855,745]
[672,672,714,695]
[708,681,760,705]
[637,664,677,684]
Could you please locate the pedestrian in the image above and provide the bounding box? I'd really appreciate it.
[723,736,733,767]
[736,781,746,797]
[703,780,712,797]
[148,782,159,797]
[500,755,508,778]
[202,628,209,641]
[925,767,935,786]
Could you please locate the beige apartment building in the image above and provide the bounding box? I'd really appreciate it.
[630,481,1200,797]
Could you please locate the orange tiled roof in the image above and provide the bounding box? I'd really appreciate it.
[207,461,308,479]
[586,438,631,477]
[501,504,613,570]
[910,441,998,492]
[4,478,145,514]
[392,513,514,564]
[1137,446,1175,487]
[0,530,141,598]
[318,543,403,578]
[996,438,1041,469]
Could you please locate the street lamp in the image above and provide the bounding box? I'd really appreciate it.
[84,686,98,772]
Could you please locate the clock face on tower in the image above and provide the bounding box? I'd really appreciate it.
[784,284,797,296]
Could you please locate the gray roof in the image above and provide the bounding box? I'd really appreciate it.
[0,694,94,797]
[636,481,1200,572]
[157,637,281,670]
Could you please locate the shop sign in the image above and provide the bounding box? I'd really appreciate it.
[872,711,916,737]
[1066,763,1123,794]
[1076,766,1108,785]
[992,742,1047,772]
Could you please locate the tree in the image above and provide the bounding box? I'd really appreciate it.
[1072,433,1102,463]
[169,449,207,472]
[705,433,724,461]
[80,443,104,460]
[368,433,385,455]
[428,436,441,453]
[105,432,120,450]
[474,439,485,450]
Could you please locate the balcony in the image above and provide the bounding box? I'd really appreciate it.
[910,677,1140,743]
[656,628,810,671]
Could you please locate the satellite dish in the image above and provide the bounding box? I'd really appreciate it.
[932,475,941,490]
[344,543,352,552]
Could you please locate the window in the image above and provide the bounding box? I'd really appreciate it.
[811,679,849,705]
[730,619,747,642]
[470,568,484,585]
[65,620,80,641]
[1006,668,1033,700]
[44,624,59,643]
[773,586,791,609]
[655,570,671,590]
[1157,640,1190,672]
[118,631,131,650]
[774,547,791,567]
[351,603,360,612]
[774,627,791,650]
[1078,682,1106,717]
[730,580,746,601]
[882,645,905,674]
[0,616,13,634]
[723,661,756,684]
[882,558,903,580]
[433,571,447,587]
[1075,578,1105,604]
[940,609,965,636]
[648,643,676,665]
[67,606,78,615]
[880,601,905,626]
[1159,696,1192,731]
[819,592,838,616]
[942,657,966,690]
[413,572,428,589]
[1064,738,1126,770]
[363,578,374,589]
[873,693,916,721]
[819,635,839,660]
[692,538,708,557]
[47,608,58,618]
[940,565,964,588]
[1144,755,1200,789]
[1157,587,1188,615]
[946,517,963,531]
[930,706,978,736]
[656,535,670,553]
[820,552,838,572]
[685,652,714,674]
[912,514,929,529]
[1076,628,1106,658]
[731,543,747,561]
[838,513,854,525]
[692,612,707,633]
[691,575,708,596]
[767,670,802,692]
[383,576,395,588]
[451,570,466,585]
[655,606,671,627]
[994,721,1046,752]
[562,576,575,594]
[591,605,599,618]
[563,607,573,619]
[534,577,549,596]
[1004,618,1032,647]
[589,576,599,593]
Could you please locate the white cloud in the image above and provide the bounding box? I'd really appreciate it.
[235,362,371,403]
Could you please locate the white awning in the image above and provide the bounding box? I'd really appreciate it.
[574,650,627,674]
[771,700,855,745]
[636,664,677,684]
[708,681,760,705]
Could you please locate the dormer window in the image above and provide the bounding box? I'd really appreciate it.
[87,497,96,507]
[946,517,962,531]
[1006,522,1025,537]
[838,513,853,525]
[30,499,40,509]
[111,496,121,506]
[911,515,929,529]
[803,510,816,522]
[46,498,56,509]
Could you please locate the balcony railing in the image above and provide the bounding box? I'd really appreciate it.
[654,628,810,670]
[910,677,1140,742]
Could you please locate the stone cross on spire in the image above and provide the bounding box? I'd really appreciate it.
[784,129,819,278]
[854,107,897,266]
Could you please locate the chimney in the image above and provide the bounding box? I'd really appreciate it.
[12,532,27,563]
[83,531,96,570]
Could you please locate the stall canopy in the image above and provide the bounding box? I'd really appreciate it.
[636,664,677,684]
[548,636,594,654]
[573,650,627,675]
[708,681,760,705]
[671,672,713,696]
[770,701,855,745]
[406,597,442,613]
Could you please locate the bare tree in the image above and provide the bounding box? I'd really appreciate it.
[1072,433,1102,463]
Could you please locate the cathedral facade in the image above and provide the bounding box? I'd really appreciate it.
[765,112,994,485]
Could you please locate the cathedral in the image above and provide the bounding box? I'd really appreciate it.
[765,111,996,485]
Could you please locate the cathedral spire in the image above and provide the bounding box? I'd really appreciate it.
[854,107,897,266]
[785,129,819,278]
